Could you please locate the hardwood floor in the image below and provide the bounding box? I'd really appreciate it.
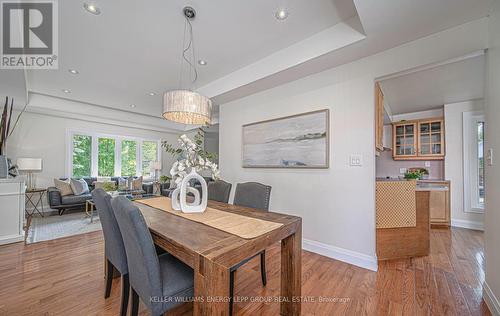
[0,227,490,315]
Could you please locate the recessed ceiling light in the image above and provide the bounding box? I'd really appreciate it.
[68,69,79,74]
[148,92,156,96]
[275,9,288,20]
[62,89,71,93]
[198,59,207,66]
[130,104,136,108]
[83,3,101,15]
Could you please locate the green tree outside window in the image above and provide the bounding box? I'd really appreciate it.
[72,135,92,177]
[142,141,158,177]
[98,138,115,177]
[121,140,137,176]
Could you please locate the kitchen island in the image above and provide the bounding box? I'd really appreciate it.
[375,179,451,260]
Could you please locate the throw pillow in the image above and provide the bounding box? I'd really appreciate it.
[132,176,143,191]
[70,179,89,196]
[117,177,127,191]
[54,179,74,196]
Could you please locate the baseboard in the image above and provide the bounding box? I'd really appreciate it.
[302,239,378,272]
[0,234,24,245]
[484,282,500,316]
[451,218,484,231]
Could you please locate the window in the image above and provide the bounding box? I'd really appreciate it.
[121,140,137,177]
[142,141,158,178]
[72,135,92,177]
[463,112,485,212]
[98,138,115,177]
[68,131,160,178]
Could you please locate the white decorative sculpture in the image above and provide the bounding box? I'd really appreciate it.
[178,169,207,213]
[171,186,200,211]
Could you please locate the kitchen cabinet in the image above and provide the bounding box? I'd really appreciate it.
[375,83,384,153]
[422,181,451,226]
[392,118,445,160]
[393,122,418,158]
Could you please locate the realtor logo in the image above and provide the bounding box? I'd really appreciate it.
[1,1,58,69]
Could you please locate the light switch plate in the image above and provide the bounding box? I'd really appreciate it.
[424,161,431,167]
[349,154,363,166]
[399,168,407,174]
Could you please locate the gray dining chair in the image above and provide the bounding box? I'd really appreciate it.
[208,180,232,203]
[111,196,194,316]
[230,182,272,315]
[91,188,129,316]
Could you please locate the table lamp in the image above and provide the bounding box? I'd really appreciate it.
[150,161,161,181]
[17,158,43,190]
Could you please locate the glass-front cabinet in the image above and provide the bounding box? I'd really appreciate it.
[392,118,445,160]
[394,122,417,157]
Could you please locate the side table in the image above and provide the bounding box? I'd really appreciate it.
[85,200,97,223]
[25,188,46,244]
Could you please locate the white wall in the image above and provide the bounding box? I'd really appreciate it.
[5,110,184,211]
[219,18,489,271]
[444,100,485,230]
[484,1,500,314]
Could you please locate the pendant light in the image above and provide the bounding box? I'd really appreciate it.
[163,6,212,125]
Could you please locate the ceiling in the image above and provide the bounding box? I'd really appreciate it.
[26,0,357,117]
[378,53,485,115]
[5,0,493,131]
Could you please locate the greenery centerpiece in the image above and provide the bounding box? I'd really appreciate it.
[162,126,219,186]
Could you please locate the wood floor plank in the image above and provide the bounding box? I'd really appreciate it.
[0,227,492,316]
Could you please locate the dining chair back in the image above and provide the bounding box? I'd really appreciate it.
[112,196,194,316]
[208,180,232,203]
[233,182,271,210]
[230,181,272,315]
[91,188,129,316]
[111,196,163,311]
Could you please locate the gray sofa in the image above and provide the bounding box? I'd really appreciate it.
[48,177,153,215]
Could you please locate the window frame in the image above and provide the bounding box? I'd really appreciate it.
[463,111,485,213]
[66,129,161,179]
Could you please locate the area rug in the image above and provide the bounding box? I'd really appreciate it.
[27,213,102,244]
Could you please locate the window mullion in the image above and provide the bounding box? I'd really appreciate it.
[91,136,98,177]
[137,140,142,177]
[115,137,122,177]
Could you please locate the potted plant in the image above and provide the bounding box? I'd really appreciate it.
[0,97,26,178]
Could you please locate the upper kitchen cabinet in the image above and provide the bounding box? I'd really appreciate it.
[392,118,445,160]
[418,119,444,157]
[393,122,418,157]
[375,83,385,153]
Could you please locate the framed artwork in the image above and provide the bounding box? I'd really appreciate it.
[242,109,329,168]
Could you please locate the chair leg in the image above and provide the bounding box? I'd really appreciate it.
[131,287,139,316]
[105,259,114,298]
[229,270,235,316]
[260,251,267,286]
[120,274,129,316]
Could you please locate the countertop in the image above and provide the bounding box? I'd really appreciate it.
[375,178,450,191]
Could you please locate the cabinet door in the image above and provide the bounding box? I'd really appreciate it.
[429,191,448,224]
[393,123,417,158]
[375,83,384,152]
[418,120,444,157]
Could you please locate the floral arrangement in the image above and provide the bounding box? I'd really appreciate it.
[162,127,219,185]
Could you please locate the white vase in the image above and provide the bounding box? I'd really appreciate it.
[177,169,207,213]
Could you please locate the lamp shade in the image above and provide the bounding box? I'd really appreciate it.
[150,161,162,171]
[163,90,212,125]
[17,158,43,171]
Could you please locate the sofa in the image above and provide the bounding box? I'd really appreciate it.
[48,177,153,215]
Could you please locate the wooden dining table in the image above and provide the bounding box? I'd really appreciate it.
[134,199,302,316]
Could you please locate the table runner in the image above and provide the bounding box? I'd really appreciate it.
[135,197,283,239]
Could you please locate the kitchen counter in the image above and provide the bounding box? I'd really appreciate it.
[416,182,449,191]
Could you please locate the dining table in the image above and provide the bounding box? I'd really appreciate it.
[133,197,303,316]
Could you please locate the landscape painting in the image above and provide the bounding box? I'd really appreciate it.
[242,109,329,168]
